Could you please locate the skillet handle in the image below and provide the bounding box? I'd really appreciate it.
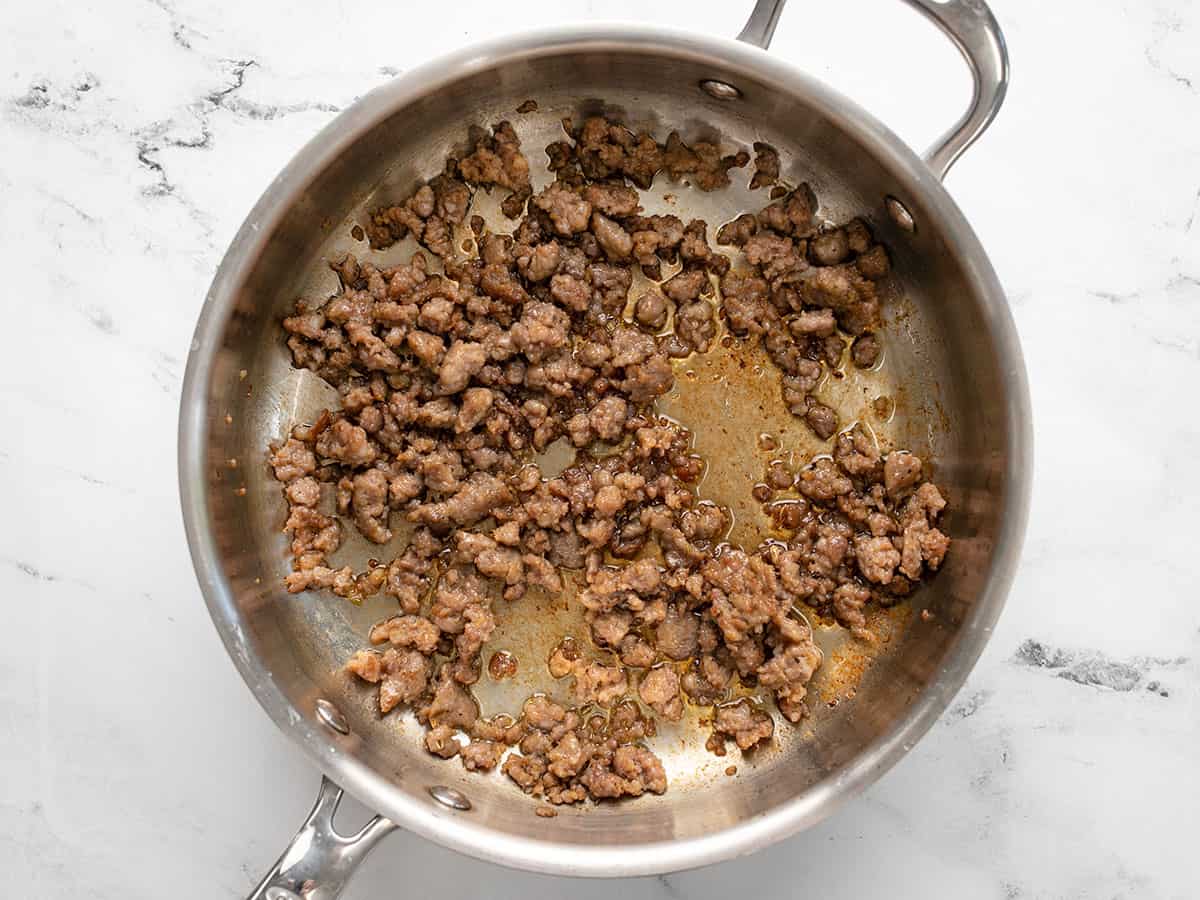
[736,0,1010,181]
[246,777,397,900]
[736,0,786,49]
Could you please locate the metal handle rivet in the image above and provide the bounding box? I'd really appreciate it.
[315,698,350,735]
[885,196,916,233]
[699,79,742,100]
[428,785,472,811]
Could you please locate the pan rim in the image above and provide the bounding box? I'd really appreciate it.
[178,21,1032,877]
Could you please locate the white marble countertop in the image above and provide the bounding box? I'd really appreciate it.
[3,1,1197,897]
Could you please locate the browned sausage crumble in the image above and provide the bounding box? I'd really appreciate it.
[269,114,948,806]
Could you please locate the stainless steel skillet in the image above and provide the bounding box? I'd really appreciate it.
[178,1,1029,895]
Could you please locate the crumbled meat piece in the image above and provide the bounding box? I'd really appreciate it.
[656,603,700,660]
[897,483,950,577]
[378,648,431,714]
[351,469,392,543]
[369,615,440,653]
[407,330,445,367]
[744,231,805,281]
[832,582,872,636]
[589,262,633,314]
[845,218,872,253]
[570,116,665,189]
[523,694,567,731]
[750,142,779,190]
[678,218,713,264]
[621,351,674,402]
[713,699,774,750]
[581,558,663,614]
[432,175,471,224]
[502,751,547,791]
[663,267,709,303]
[857,244,890,280]
[920,526,950,571]
[716,213,758,247]
[285,476,321,507]
[680,502,728,542]
[473,715,524,745]
[619,634,657,668]
[546,280,591,323]
[480,262,529,305]
[511,301,570,362]
[460,740,505,772]
[426,670,479,729]
[780,364,822,410]
[577,761,627,799]
[606,327,652,369]
[851,332,882,368]
[585,182,640,217]
[810,229,850,266]
[315,419,377,468]
[904,482,947,525]
[641,214,685,258]
[757,621,822,722]
[574,662,629,707]
[383,549,431,612]
[270,439,317,482]
[437,341,487,394]
[424,724,461,759]
[790,308,836,337]
[284,506,341,571]
[367,176,470,258]
[588,396,628,443]
[518,241,560,283]
[420,472,512,527]
[855,535,901,585]
[797,458,853,502]
[534,183,592,235]
[703,550,779,645]
[833,423,881,479]
[587,212,632,261]
[802,395,839,440]
[757,185,818,237]
[802,265,879,335]
[674,300,717,353]
[590,609,633,648]
[346,650,383,683]
[681,653,732,704]
[611,745,667,795]
[662,131,747,191]
[720,269,770,335]
[457,531,523,583]
[459,121,531,196]
[455,387,494,433]
[418,296,456,334]
[883,450,923,498]
[634,292,669,331]
[639,666,683,721]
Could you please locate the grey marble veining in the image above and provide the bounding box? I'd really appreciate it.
[2,1,1197,898]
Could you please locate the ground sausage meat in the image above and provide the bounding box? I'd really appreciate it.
[639,666,683,721]
[713,699,774,751]
[270,112,948,809]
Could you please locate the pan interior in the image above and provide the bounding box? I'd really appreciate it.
[194,39,1015,854]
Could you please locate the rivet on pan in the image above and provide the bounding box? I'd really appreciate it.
[699,79,742,101]
[428,785,472,811]
[265,888,302,900]
[885,196,916,233]
[315,698,350,735]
